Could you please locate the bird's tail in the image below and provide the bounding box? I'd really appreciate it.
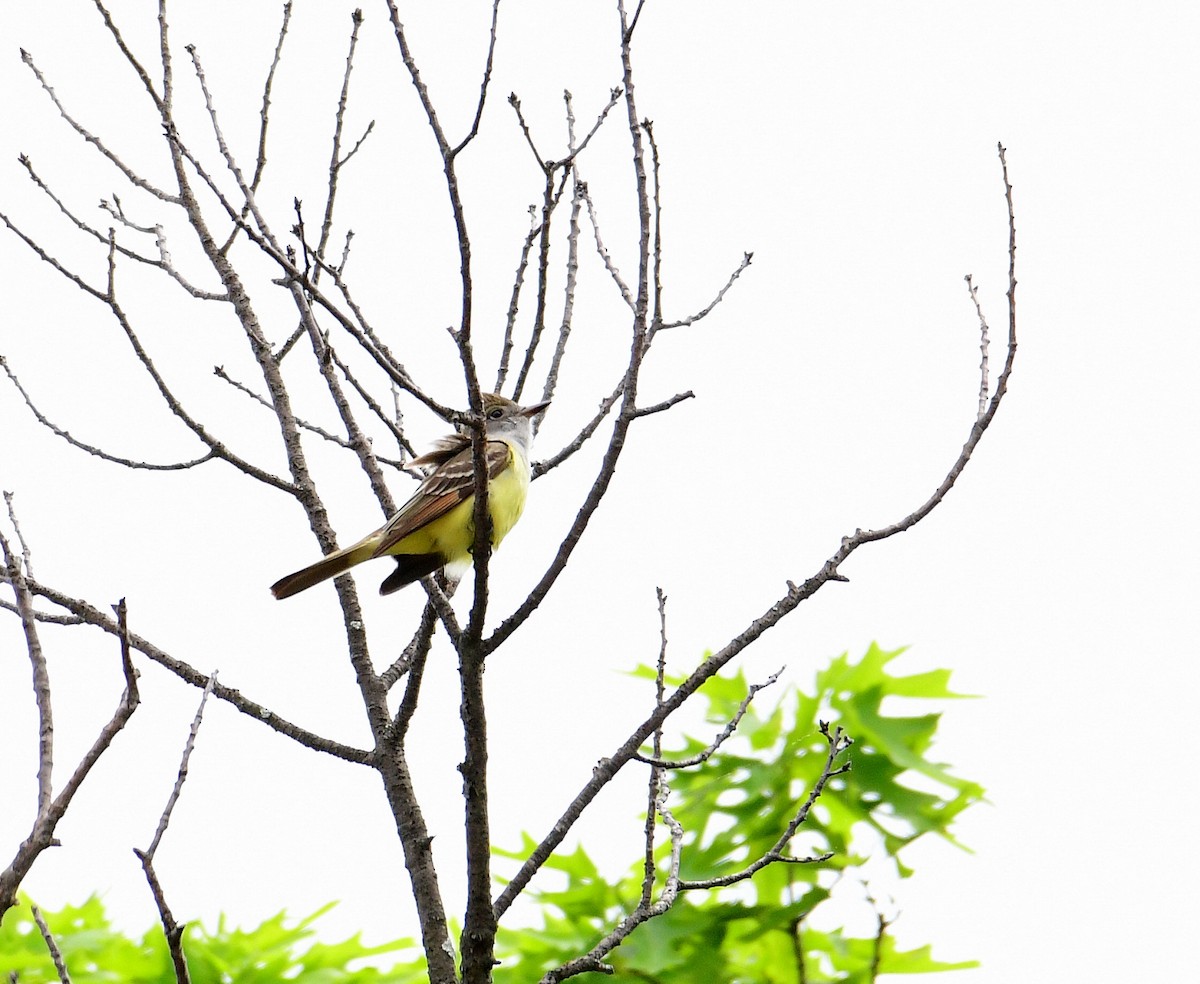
[270,539,378,600]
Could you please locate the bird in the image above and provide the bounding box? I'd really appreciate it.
[270,392,549,599]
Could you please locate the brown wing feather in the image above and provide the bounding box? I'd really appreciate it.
[406,433,471,471]
[370,440,511,557]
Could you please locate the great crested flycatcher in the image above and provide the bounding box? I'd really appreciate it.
[270,393,549,599]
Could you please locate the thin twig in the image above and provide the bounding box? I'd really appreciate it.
[1,576,371,764]
[212,365,405,468]
[678,722,850,890]
[19,47,175,202]
[633,667,784,769]
[31,905,72,984]
[965,273,991,419]
[654,251,754,334]
[134,673,216,984]
[0,526,52,818]
[638,588,670,907]
[3,491,35,580]
[495,208,541,392]
[0,356,217,472]
[143,673,217,858]
[579,180,635,309]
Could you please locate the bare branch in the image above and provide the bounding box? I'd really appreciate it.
[494,207,540,392]
[17,157,223,300]
[4,576,371,764]
[508,93,546,168]
[134,673,216,984]
[634,667,784,769]
[31,905,72,984]
[678,722,850,890]
[638,588,670,907]
[3,492,35,580]
[254,4,293,183]
[451,0,503,157]
[965,273,991,419]
[485,0,659,657]
[0,525,53,818]
[632,391,694,419]
[579,180,635,309]
[313,9,366,273]
[654,251,754,333]
[143,673,216,859]
[531,386,621,478]
[0,598,82,626]
[0,356,217,471]
[19,47,174,202]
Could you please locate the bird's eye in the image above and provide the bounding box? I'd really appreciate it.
[488,407,504,420]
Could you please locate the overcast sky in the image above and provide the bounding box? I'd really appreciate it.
[1,2,1197,981]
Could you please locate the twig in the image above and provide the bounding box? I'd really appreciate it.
[579,180,635,309]
[644,119,664,326]
[678,722,850,890]
[541,661,687,983]
[3,576,371,764]
[1,525,53,818]
[31,905,72,984]
[326,350,417,460]
[632,391,693,419]
[19,157,223,299]
[495,208,541,392]
[633,667,784,769]
[965,273,990,419]
[638,588,670,907]
[134,673,216,984]
[19,48,175,202]
[382,599,437,691]
[450,0,503,158]
[531,386,621,478]
[143,673,217,859]
[314,10,367,277]
[0,356,217,472]
[654,251,754,334]
[212,364,405,468]
[0,598,83,625]
[864,886,896,983]
[3,491,35,580]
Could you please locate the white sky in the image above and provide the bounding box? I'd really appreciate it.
[1,2,1197,981]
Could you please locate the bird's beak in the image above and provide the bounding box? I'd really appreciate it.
[521,400,551,417]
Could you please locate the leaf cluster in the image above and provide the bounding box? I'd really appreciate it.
[0,898,421,984]
[493,643,983,982]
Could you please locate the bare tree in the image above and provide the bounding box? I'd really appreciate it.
[0,2,1018,982]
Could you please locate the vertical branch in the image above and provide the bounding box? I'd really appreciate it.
[3,491,36,578]
[380,10,503,980]
[643,119,663,328]
[134,673,217,984]
[964,273,990,420]
[314,9,367,271]
[639,588,669,907]
[1,527,53,819]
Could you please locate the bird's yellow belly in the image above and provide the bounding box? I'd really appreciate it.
[394,446,530,562]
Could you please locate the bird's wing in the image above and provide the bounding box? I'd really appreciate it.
[370,440,512,557]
